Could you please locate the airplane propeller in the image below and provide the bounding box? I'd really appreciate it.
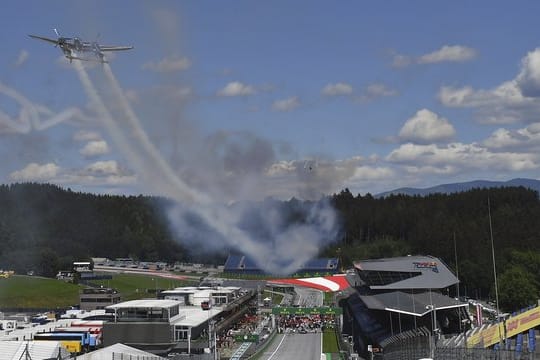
[53,28,71,47]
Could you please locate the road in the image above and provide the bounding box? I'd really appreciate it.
[294,287,324,307]
[258,332,322,360]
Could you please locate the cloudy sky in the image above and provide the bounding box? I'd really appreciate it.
[2,0,540,201]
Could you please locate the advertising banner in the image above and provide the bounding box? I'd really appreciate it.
[468,306,540,348]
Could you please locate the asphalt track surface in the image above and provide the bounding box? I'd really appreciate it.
[294,287,324,307]
[258,332,322,360]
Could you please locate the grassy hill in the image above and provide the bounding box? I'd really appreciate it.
[0,275,82,309]
[89,273,191,300]
[0,273,193,309]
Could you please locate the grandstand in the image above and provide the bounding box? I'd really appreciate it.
[339,255,469,359]
[223,254,339,276]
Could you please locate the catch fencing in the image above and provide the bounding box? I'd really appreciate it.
[381,335,536,360]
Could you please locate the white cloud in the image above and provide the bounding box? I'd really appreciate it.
[418,45,477,64]
[142,56,191,72]
[14,50,29,67]
[266,161,296,176]
[398,109,455,144]
[83,160,125,176]
[322,83,353,96]
[482,123,540,151]
[262,157,396,199]
[516,48,540,97]
[438,49,540,125]
[80,140,110,158]
[387,142,539,174]
[217,82,256,97]
[321,82,396,102]
[348,166,395,182]
[272,96,301,112]
[439,81,527,108]
[393,45,477,68]
[10,163,60,181]
[8,160,136,187]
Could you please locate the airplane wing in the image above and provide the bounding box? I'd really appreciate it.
[28,34,60,45]
[98,45,134,52]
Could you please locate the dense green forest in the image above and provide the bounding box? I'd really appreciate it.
[0,183,186,277]
[327,187,540,310]
[1,182,539,311]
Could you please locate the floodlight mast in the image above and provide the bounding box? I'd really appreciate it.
[488,196,504,347]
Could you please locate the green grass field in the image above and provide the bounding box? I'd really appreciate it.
[0,273,192,309]
[89,273,191,300]
[0,275,83,309]
[323,328,340,353]
[263,290,284,305]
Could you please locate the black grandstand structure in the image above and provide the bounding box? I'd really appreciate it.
[223,254,340,276]
[339,255,469,359]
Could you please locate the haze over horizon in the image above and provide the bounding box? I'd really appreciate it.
[2,1,540,202]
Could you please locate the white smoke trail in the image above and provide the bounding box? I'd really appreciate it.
[0,83,38,133]
[73,61,149,179]
[101,63,206,204]
[74,61,339,275]
[0,82,90,134]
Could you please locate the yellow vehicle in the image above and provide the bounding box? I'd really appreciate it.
[0,271,13,278]
[60,340,82,354]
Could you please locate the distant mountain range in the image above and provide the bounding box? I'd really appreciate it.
[376,178,540,198]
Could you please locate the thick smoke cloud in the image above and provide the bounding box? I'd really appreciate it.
[74,61,339,275]
[166,199,338,275]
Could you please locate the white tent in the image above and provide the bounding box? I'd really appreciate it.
[75,343,166,360]
[0,340,70,359]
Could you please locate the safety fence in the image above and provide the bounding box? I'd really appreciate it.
[382,335,536,360]
[109,353,166,360]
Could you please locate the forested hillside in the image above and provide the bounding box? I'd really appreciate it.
[1,183,539,310]
[327,187,540,309]
[0,183,185,277]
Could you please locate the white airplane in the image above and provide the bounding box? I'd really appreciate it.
[29,29,133,63]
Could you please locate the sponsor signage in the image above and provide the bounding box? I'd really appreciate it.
[467,306,540,348]
[412,261,439,273]
[234,334,259,343]
[272,306,343,315]
[505,307,540,338]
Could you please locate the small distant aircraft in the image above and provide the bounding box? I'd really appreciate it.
[303,159,319,172]
[29,29,133,63]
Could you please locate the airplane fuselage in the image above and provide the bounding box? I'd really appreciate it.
[29,30,132,64]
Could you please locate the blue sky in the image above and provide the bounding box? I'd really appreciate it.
[2,0,540,201]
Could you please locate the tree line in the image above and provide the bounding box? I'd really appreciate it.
[327,187,540,311]
[0,182,538,311]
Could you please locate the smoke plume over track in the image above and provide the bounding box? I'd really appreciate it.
[74,61,338,275]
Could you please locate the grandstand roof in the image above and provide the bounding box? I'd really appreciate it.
[224,254,339,274]
[358,290,467,316]
[353,255,458,290]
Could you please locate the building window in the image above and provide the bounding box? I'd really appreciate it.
[175,326,189,340]
[359,270,421,286]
